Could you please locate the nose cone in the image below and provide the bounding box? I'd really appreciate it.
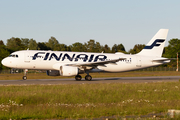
[1,58,9,67]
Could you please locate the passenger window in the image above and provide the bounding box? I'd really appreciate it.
[16,55,18,58]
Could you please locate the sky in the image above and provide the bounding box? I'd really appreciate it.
[0,0,180,51]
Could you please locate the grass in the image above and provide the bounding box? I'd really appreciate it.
[0,71,180,80]
[0,71,180,119]
[0,82,180,119]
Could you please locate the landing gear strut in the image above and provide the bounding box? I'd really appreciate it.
[84,71,92,81]
[75,75,82,81]
[23,69,28,80]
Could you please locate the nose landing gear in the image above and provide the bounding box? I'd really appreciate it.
[23,69,28,80]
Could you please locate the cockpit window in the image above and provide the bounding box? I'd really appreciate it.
[9,54,19,58]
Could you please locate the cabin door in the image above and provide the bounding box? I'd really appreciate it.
[24,52,30,62]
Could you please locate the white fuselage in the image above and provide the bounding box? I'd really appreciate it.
[2,50,165,72]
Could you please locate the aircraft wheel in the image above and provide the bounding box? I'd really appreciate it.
[23,76,27,80]
[75,75,82,81]
[85,75,92,81]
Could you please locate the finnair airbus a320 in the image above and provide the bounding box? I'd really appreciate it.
[1,29,170,81]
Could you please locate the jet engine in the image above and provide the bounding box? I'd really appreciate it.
[47,66,82,76]
[60,66,78,76]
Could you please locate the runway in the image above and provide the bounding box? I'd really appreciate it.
[0,76,180,85]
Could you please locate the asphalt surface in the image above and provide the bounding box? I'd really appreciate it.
[0,76,180,85]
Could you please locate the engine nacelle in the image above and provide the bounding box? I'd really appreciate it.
[46,70,60,76]
[60,66,78,76]
[47,66,82,77]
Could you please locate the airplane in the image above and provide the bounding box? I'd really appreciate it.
[1,29,170,81]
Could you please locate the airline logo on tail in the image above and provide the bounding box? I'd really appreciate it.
[144,39,165,49]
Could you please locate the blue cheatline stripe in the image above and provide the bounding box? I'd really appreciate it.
[144,39,165,49]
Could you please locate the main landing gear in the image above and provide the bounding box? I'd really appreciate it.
[23,69,28,80]
[75,75,82,81]
[75,74,92,81]
[85,75,92,81]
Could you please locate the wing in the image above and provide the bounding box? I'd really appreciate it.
[66,58,126,68]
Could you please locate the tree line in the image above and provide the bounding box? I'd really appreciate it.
[0,37,180,70]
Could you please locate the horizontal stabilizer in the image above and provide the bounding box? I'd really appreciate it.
[152,58,170,63]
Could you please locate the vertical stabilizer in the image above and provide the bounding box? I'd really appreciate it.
[137,29,169,57]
